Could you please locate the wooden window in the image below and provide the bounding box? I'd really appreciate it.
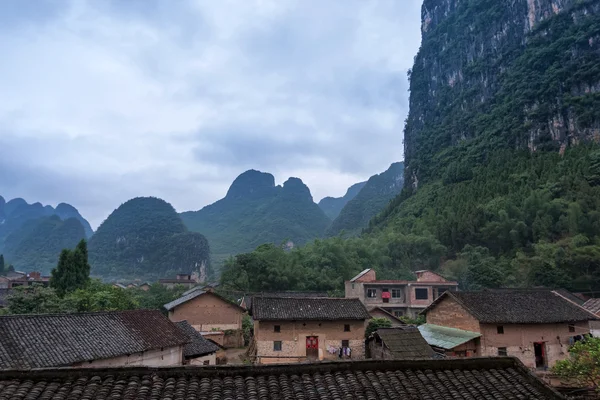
[367,289,377,298]
[497,326,504,334]
[394,310,404,317]
[351,283,355,289]
[274,325,281,333]
[203,360,210,365]
[341,340,349,348]
[344,324,351,332]
[273,341,282,351]
[391,289,402,298]
[568,324,575,333]
[415,288,428,300]
[497,347,508,356]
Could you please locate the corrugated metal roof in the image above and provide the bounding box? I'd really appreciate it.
[418,324,481,350]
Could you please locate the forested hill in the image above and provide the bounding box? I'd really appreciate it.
[181,170,331,265]
[0,196,92,273]
[368,0,600,292]
[88,197,210,281]
[318,182,366,220]
[327,162,404,237]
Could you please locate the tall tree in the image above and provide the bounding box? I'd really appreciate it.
[0,254,4,274]
[50,239,91,296]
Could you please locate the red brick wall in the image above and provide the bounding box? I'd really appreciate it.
[356,270,377,282]
[424,296,481,332]
[415,271,447,282]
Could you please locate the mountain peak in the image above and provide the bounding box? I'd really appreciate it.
[226,170,276,199]
[282,177,313,202]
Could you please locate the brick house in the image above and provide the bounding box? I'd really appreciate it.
[159,273,201,289]
[250,296,371,364]
[582,298,600,337]
[345,269,458,318]
[0,310,189,369]
[0,271,50,289]
[175,320,220,365]
[239,291,329,310]
[419,289,598,369]
[165,288,245,347]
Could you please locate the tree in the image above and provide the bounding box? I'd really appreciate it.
[553,337,600,391]
[50,239,91,296]
[365,318,392,338]
[6,285,70,314]
[0,254,4,274]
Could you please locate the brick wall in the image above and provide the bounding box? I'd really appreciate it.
[168,292,243,331]
[255,320,365,364]
[424,296,481,332]
[415,271,446,282]
[356,270,377,282]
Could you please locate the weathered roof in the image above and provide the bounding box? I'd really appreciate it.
[0,310,189,369]
[175,321,220,358]
[583,298,600,316]
[252,296,371,321]
[242,291,329,309]
[554,289,586,306]
[164,288,245,312]
[423,289,598,324]
[372,328,434,358]
[418,324,481,350]
[0,358,563,399]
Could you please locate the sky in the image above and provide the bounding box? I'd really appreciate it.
[0,0,422,229]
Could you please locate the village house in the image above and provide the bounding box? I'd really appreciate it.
[345,268,458,319]
[0,310,189,369]
[418,289,598,369]
[250,296,371,364]
[0,271,50,289]
[239,291,329,310]
[159,272,202,289]
[0,358,564,399]
[367,327,436,359]
[164,287,245,347]
[582,298,600,337]
[175,320,220,365]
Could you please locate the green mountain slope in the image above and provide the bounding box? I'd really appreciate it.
[369,0,600,291]
[318,182,366,220]
[327,162,404,237]
[181,170,331,265]
[89,197,210,280]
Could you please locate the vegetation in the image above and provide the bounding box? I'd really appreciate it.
[553,337,600,391]
[327,163,404,237]
[89,197,211,281]
[318,181,366,220]
[50,239,91,295]
[365,318,392,338]
[182,171,331,268]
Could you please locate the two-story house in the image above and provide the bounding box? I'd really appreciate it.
[419,289,598,369]
[345,269,458,318]
[250,296,371,364]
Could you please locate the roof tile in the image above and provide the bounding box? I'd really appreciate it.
[252,297,371,320]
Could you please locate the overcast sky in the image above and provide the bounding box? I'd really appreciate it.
[0,0,422,229]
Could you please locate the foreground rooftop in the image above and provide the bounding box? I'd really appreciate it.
[0,357,563,399]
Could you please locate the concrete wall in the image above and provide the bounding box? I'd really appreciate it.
[255,320,365,364]
[425,296,481,332]
[478,322,590,369]
[345,280,365,301]
[168,292,243,331]
[73,346,183,368]
[188,353,216,365]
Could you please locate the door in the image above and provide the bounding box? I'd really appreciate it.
[306,336,319,360]
[534,342,547,370]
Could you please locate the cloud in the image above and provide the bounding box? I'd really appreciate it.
[0,0,422,228]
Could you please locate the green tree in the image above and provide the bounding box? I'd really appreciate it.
[0,254,4,274]
[365,317,392,338]
[553,337,600,391]
[6,285,70,314]
[50,239,91,296]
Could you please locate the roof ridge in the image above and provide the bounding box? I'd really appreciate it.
[0,309,160,319]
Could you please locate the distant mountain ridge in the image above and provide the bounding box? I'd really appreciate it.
[181,170,331,266]
[327,162,404,237]
[318,182,366,220]
[0,195,92,273]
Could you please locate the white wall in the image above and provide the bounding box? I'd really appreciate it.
[72,346,183,368]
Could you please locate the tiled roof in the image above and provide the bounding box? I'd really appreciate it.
[242,291,329,309]
[0,310,189,369]
[164,289,245,312]
[175,321,220,358]
[418,324,482,350]
[252,297,371,320]
[554,289,586,306]
[372,328,434,358]
[583,298,600,315]
[0,358,563,399]
[423,289,598,324]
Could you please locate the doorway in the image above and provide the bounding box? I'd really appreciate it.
[534,342,547,370]
[306,336,319,360]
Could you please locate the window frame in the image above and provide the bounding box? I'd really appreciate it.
[274,325,281,333]
[391,289,403,298]
[367,288,377,298]
[341,339,349,348]
[568,324,575,333]
[273,341,282,352]
[344,324,351,332]
[497,347,508,356]
[415,288,428,300]
[497,326,504,334]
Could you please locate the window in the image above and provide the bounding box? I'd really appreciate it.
[393,310,404,317]
[351,283,355,289]
[274,325,281,333]
[497,347,508,356]
[415,288,428,300]
[367,288,377,298]
[273,341,282,351]
[341,340,349,348]
[568,324,575,333]
[344,324,351,332]
[203,360,210,365]
[497,326,504,334]
[391,289,402,298]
